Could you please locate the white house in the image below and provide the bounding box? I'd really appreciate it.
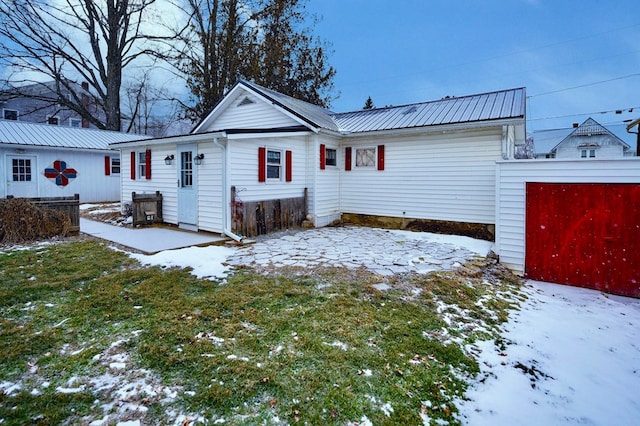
[533,117,635,159]
[111,80,526,240]
[1,119,148,202]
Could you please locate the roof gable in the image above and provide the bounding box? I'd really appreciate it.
[551,117,631,153]
[193,80,337,134]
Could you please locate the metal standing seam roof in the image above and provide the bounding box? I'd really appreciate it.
[0,119,150,150]
[332,87,526,133]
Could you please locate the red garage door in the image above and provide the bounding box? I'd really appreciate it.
[526,183,640,298]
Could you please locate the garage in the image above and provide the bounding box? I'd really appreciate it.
[525,182,640,297]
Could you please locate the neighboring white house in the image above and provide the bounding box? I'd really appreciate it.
[1,119,149,202]
[533,117,635,159]
[111,80,526,239]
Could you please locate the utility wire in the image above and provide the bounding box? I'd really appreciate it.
[528,74,640,98]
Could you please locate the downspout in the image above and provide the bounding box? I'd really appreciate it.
[214,137,244,243]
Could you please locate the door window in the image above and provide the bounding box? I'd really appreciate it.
[12,158,32,182]
[181,151,193,187]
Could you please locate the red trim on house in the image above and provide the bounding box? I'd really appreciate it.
[320,144,326,170]
[145,149,152,180]
[377,145,385,171]
[258,147,266,182]
[345,147,352,171]
[104,156,111,176]
[285,150,292,182]
[130,151,136,180]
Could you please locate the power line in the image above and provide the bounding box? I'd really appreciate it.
[528,105,640,122]
[528,74,640,98]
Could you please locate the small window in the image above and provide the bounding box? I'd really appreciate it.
[12,158,32,182]
[581,149,587,158]
[181,151,193,187]
[3,109,18,120]
[355,148,376,167]
[589,149,596,158]
[69,118,82,128]
[111,157,121,174]
[47,116,59,125]
[267,149,282,179]
[325,148,337,166]
[138,151,147,178]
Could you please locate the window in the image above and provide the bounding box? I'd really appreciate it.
[47,116,59,125]
[3,109,18,120]
[111,157,121,174]
[355,148,376,167]
[69,118,82,128]
[267,150,282,179]
[581,149,596,158]
[12,158,32,182]
[326,148,337,166]
[181,151,193,187]
[589,149,596,158]
[581,149,587,158]
[138,151,147,178]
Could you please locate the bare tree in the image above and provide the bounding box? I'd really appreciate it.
[0,0,170,131]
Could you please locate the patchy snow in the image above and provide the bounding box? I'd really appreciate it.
[387,228,494,257]
[457,280,640,425]
[128,245,236,280]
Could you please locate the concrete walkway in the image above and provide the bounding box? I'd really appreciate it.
[80,218,226,254]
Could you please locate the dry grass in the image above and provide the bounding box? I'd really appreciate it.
[0,198,71,244]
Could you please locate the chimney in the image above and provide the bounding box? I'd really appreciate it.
[572,123,579,128]
[81,81,89,91]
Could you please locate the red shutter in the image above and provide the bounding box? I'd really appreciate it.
[320,143,326,170]
[286,150,292,182]
[104,156,111,176]
[258,147,266,182]
[130,151,136,180]
[377,144,385,171]
[345,147,352,171]
[145,149,152,180]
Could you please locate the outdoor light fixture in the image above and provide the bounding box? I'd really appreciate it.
[164,154,174,165]
[194,153,205,165]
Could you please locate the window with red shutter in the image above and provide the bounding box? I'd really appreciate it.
[145,149,152,179]
[286,150,292,182]
[258,147,266,182]
[345,147,352,171]
[377,145,385,171]
[130,151,136,180]
[320,144,326,170]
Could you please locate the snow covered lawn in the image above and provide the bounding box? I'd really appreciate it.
[459,280,640,425]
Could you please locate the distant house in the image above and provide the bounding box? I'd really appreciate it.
[111,80,526,240]
[0,81,100,128]
[1,120,149,202]
[533,117,635,159]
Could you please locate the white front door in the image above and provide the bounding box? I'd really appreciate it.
[6,155,38,198]
[177,145,198,230]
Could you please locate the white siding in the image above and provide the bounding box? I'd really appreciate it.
[200,92,301,132]
[226,134,309,204]
[341,128,503,224]
[196,142,224,233]
[1,146,120,202]
[495,158,640,274]
[120,141,225,233]
[314,135,342,226]
[120,144,180,223]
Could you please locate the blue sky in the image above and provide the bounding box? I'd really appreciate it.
[305,0,640,134]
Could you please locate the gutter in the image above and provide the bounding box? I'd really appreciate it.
[213,137,244,243]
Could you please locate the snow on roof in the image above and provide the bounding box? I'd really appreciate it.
[0,119,150,150]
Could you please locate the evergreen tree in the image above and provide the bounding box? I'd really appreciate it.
[363,96,375,109]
